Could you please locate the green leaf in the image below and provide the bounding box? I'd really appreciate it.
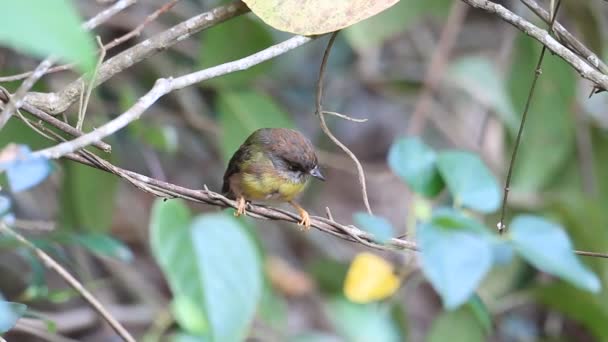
[218,89,294,162]
[199,15,273,88]
[446,57,518,135]
[0,0,95,72]
[307,258,349,295]
[509,215,600,293]
[60,160,118,232]
[535,283,608,341]
[436,151,501,213]
[508,35,575,191]
[243,0,399,35]
[150,199,263,341]
[344,0,450,51]
[418,209,493,309]
[70,233,133,262]
[327,297,401,342]
[427,306,486,342]
[171,295,209,336]
[353,212,394,243]
[388,138,444,197]
[129,121,178,154]
[0,301,27,333]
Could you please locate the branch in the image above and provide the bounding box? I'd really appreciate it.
[82,0,137,30]
[23,1,250,114]
[33,35,315,159]
[0,223,135,342]
[459,0,608,91]
[104,0,181,50]
[0,59,54,129]
[520,0,608,76]
[498,0,561,233]
[315,32,374,214]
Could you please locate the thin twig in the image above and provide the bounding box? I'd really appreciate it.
[32,35,316,159]
[83,0,137,30]
[104,0,181,50]
[497,0,562,234]
[0,89,111,152]
[23,1,250,115]
[520,0,608,76]
[458,0,608,91]
[322,111,368,123]
[0,0,136,83]
[0,58,55,130]
[77,37,106,130]
[315,32,373,214]
[0,223,135,342]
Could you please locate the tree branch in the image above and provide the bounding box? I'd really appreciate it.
[459,0,608,91]
[32,35,315,159]
[23,1,250,114]
[0,223,135,342]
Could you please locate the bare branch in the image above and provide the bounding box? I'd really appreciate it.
[315,32,374,215]
[0,223,135,342]
[520,0,608,76]
[23,1,250,114]
[83,0,137,30]
[0,58,55,130]
[33,35,315,160]
[0,0,136,83]
[459,0,608,91]
[104,0,181,50]
[497,0,562,234]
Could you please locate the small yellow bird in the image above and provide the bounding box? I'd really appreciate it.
[222,128,325,229]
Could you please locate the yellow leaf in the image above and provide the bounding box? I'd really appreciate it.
[344,252,400,303]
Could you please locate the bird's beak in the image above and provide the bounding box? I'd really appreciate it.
[310,165,325,181]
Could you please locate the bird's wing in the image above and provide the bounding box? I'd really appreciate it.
[222,144,251,196]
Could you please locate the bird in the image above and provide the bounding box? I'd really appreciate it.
[222,128,325,230]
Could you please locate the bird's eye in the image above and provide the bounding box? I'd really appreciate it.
[288,164,299,172]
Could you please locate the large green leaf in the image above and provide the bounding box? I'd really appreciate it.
[199,15,273,88]
[509,215,600,293]
[508,35,576,191]
[344,0,450,51]
[0,301,27,333]
[436,151,501,213]
[418,209,493,309]
[60,160,118,232]
[327,297,401,342]
[446,57,518,135]
[388,137,444,197]
[218,89,294,162]
[427,306,486,342]
[243,0,399,35]
[0,0,95,72]
[150,200,263,341]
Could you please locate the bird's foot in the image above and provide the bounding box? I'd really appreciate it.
[234,196,247,217]
[289,201,311,231]
[297,210,311,230]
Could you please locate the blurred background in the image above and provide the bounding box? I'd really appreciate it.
[2,0,608,341]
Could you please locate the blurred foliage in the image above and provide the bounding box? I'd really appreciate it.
[2,0,608,340]
[0,0,95,72]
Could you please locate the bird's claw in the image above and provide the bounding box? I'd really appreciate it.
[234,197,247,217]
[297,210,311,231]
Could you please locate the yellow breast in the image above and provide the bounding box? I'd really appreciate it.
[240,171,307,202]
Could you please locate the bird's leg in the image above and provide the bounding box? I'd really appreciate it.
[234,196,247,217]
[289,201,311,230]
